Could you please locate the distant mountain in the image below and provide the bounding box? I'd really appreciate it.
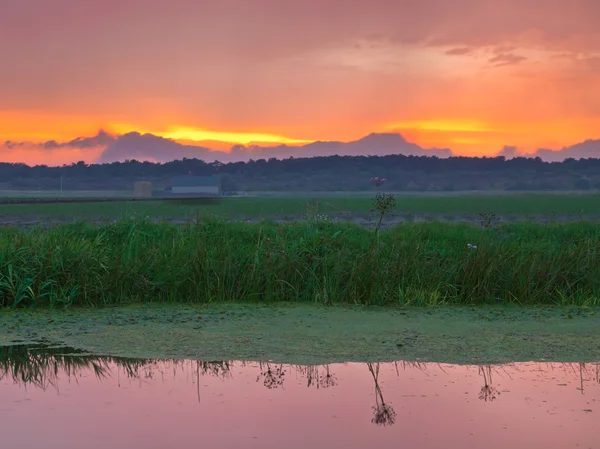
[97,131,452,163]
[96,132,220,163]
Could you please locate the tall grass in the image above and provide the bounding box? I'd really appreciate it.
[1,218,600,307]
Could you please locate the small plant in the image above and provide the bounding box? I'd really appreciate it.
[372,192,396,234]
[305,201,319,220]
[306,201,333,223]
[478,210,499,228]
[309,213,333,224]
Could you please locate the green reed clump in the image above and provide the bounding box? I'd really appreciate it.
[1,218,600,307]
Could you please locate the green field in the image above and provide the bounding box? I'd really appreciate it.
[1,218,600,308]
[2,193,600,221]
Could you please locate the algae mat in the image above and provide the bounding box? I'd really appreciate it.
[1,304,599,365]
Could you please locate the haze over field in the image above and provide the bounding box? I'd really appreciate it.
[1,0,600,165]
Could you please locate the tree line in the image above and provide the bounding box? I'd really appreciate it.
[1,154,600,191]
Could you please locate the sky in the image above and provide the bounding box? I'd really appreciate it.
[1,0,600,165]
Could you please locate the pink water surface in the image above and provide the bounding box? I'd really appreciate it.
[1,359,598,449]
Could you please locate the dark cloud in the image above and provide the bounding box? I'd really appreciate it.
[445,47,472,55]
[488,53,527,66]
[68,130,115,148]
[43,140,59,150]
[3,127,600,164]
[530,139,600,161]
[498,145,518,158]
[97,131,453,164]
[494,140,600,161]
[4,141,25,150]
[5,130,116,152]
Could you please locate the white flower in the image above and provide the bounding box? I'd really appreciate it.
[467,243,478,249]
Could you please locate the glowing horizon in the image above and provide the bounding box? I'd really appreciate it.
[109,124,314,146]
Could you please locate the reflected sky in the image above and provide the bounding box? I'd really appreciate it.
[1,344,599,449]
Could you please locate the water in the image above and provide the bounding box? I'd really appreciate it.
[1,344,599,449]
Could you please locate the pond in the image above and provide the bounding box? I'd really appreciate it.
[1,344,598,449]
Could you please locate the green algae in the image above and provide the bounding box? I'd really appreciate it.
[2,304,599,365]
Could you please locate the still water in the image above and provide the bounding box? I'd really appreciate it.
[1,344,599,449]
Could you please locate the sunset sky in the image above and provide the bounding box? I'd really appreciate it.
[1,0,600,165]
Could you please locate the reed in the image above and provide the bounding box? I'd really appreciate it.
[1,218,600,307]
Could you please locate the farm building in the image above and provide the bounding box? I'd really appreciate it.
[170,175,222,196]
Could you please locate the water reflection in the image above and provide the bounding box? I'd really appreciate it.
[297,364,337,389]
[2,344,600,435]
[257,362,286,389]
[367,362,396,426]
[478,365,500,402]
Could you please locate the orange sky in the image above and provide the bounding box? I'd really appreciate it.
[1,0,600,165]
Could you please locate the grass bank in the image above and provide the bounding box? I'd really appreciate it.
[2,304,599,364]
[1,218,600,307]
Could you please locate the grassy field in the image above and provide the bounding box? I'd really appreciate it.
[1,218,599,308]
[2,193,600,221]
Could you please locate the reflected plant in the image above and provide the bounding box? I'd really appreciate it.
[297,365,338,389]
[533,362,600,395]
[318,365,337,389]
[6,344,600,427]
[478,365,500,402]
[0,344,147,391]
[575,362,599,394]
[367,362,397,426]
[257,362,286,389]
[197,360,233,379]
[0,344,236,394]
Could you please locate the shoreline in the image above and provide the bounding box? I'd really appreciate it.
[2,303,599,365]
